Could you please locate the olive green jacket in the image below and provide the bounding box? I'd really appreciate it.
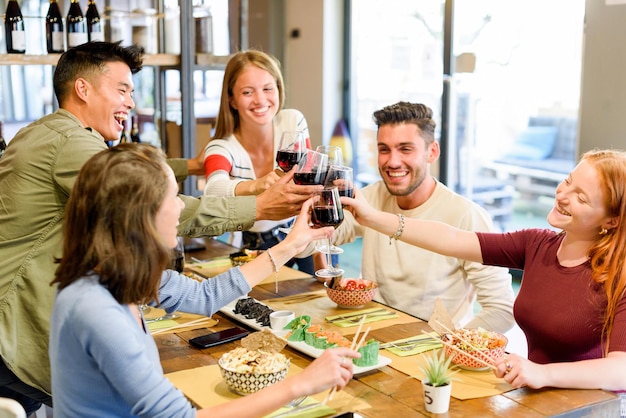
[0,109,255,394]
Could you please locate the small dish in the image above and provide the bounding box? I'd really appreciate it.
[324,279,378,309]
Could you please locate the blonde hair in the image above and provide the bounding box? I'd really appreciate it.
[212,50,285,139]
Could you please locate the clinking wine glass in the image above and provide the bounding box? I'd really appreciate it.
[312,186,345,278]
[276,131,307,172]
[315,145,344,167]
[315,165,354,255]
[279,150,328,235]
[293,149,329,185]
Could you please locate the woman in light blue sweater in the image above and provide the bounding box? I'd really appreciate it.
[49,143,358,418]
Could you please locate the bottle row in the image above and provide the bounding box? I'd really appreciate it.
[3,0,213,56]
[4,0,103,54]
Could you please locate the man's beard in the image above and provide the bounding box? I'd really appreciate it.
[380,167,426,197]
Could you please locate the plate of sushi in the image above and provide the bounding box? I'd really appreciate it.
[219,297,391,374]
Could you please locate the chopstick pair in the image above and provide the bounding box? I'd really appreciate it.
[426,320,499,371]
[150,317,216,335]
[323,315,371,404]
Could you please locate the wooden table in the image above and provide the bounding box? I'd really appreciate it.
[156,238,621,417]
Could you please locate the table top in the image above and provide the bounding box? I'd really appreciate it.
[156,238,621,417]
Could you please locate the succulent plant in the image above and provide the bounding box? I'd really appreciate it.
[419,348,459,387]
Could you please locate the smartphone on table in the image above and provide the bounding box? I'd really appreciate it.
[188,327,250,349]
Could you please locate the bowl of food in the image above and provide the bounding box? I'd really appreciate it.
[324,278,378,309]
[442,328,508,371]
[218,346,290,395]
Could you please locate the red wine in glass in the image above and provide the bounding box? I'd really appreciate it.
[337,188,354,198]
[173,254,185,273]
[293,169,328,185]
[312,205,344,228]
[276,150,303,172]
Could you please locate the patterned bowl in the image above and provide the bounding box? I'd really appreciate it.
[218,357,290,395]
[442,330,508,371]
[324,280,378,309]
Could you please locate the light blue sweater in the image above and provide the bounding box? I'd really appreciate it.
[50,268,251,417]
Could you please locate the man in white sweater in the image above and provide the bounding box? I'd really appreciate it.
[313,102,514,332]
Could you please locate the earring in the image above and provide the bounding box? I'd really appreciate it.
[599,227,608,235]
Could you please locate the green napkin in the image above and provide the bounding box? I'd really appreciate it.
[325,308,398,328]
[383,332,442,357]
[265,398,335,418]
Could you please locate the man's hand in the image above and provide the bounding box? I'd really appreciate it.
[255,169,322,220]
[186,147,207,177]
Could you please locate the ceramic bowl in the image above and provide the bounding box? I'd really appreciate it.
[324,280,378,309]
[442,330,508,371]
[218,357,290,395]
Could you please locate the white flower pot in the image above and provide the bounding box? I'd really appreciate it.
[422,381,452,414]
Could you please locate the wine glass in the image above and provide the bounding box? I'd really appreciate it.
[278,150,328,235]
[170,236,185,273]
[325,165,354,198]
[276,131,307,172]
[315,145,344,166]
[316,165,354,255]
[311,186,345,279]
[293,150,328,185]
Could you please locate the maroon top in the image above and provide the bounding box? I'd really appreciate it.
[477,229,626,364]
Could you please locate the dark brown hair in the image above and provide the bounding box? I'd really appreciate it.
[52,143,171,305]
[372,101,436,144]
[53,41,144,105]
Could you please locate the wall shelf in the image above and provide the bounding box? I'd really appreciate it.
[0,53,232,68]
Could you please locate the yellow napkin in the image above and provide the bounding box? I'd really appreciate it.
[385,351,514,400]
[324,308,398,328]
[165,364,367,413]
[383,332,442,357]
[265,397,335,418]
[147,319,179,331]
[187,257,233,277]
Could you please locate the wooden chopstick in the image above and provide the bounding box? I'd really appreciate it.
[324,315,368,404]
[150,317,215,335]
[434,320,498,365]
[354,326,371,351]
[422,330,497,371]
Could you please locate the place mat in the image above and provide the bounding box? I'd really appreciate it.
[265,298,419,338]
[325,308,399,328]
[165,363,370,416]
[187,261,312,285]
[386,350,514,400]
[145,308,218,334]
[381,332,442,357]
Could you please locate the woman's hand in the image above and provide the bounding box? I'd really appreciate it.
[291,347,360,396]
[494,354,548,389]
[252,170,283,194]
[340,189,377,227]
[283,198,334,253]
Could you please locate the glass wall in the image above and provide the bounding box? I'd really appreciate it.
[348,0,584,231]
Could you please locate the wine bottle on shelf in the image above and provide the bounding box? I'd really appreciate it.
[4,0,26,54]
[66,0,87,49]
[0,121,7,159]
[130,115,141,143]
[86,0,104,42]
[46,0,65,53]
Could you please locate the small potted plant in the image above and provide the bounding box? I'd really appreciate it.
[419,349,458,414]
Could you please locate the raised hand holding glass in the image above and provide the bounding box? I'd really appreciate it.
[276,131,307,172]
